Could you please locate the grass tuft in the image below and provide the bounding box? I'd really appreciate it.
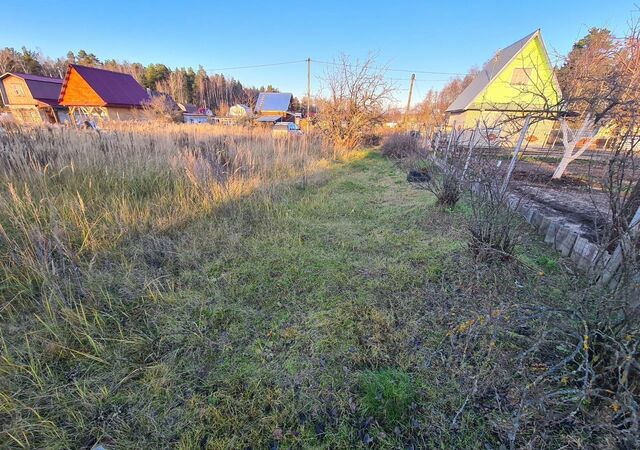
[358,368,416,426]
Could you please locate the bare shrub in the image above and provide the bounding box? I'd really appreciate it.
[405,128,468,208]
[468,195,520,262]
[142,94,183,123]
[380,133,423,159]
[441,294,639,449]
[465,124,523,263]
[589,116,640,338]
[417,163,462,208]
[361,132,382,147]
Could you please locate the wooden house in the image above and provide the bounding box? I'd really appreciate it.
[58,64,150,124]
[446,30,562,146]
[254,92,294,124]
[0,73,68,124]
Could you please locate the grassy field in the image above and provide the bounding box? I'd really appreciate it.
[1,128,595,448]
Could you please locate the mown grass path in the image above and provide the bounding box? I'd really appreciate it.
[2,150,581,449]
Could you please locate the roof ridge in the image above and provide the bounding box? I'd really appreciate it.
[70,63,127,74]
[1,72,63,83]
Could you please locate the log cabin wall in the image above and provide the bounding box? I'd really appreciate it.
[59,68,105,106]
[1,75,38,106]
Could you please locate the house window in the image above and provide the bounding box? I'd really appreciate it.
[511,68,532,86]
[10,83,25,97]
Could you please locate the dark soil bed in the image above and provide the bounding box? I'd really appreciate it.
[507,161,610,243]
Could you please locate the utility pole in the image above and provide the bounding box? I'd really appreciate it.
[307,58,311,128]
[404,73,416,123]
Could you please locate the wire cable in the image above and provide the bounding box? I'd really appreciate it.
[205,58,465,77]
[311,59,465,76]
[206,59,308,72]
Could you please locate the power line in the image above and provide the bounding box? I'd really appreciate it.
[203,58,464,80]
[386,76,454,82]
[311,58,465,76]
[206,59,307,72]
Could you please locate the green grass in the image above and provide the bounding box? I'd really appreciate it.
[535,255,560,272]
[1,147,591,449]
[358,368,416,426]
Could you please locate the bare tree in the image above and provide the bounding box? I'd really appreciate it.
[415,69,478,132]
[316,54,395,149]
[141,95,182,123]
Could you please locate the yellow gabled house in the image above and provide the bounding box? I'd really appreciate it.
[446,30,562,146]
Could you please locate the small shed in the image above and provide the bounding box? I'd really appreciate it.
[58,64,150,124]
[0,73,68,124]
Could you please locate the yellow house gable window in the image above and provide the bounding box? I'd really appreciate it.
[511,68,532,86]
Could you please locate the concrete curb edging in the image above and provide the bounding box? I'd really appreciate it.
[503,192,614,281]
[435,160,620,286]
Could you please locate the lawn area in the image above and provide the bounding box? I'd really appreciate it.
[1,149,589,449]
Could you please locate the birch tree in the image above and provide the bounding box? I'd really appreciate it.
[552,115,600,178]
[552,25,640,179]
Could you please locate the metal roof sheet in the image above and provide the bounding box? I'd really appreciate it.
[255,92,292,113]
[178,103,199,113]
[446,30,539,113]
[61,65,150,107]
[35,98,63,107]
[25,79,63,103]
[255,115,283,122]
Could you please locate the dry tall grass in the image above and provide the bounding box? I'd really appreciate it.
[0,123,337,312]
[0,122,352,447]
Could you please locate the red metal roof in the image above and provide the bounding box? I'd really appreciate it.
[1,72,63,106]
[59,64,150,107]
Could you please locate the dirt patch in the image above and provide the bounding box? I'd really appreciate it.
[506,161,610,244]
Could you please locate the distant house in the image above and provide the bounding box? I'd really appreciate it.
[446,30,562,145]
[58,64,150,124]
[0,73,68,124]
[254,92,293,124]
[229,104,252,118]
[178,103,211,124]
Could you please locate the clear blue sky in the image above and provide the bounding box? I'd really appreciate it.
[4,0,637,103]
